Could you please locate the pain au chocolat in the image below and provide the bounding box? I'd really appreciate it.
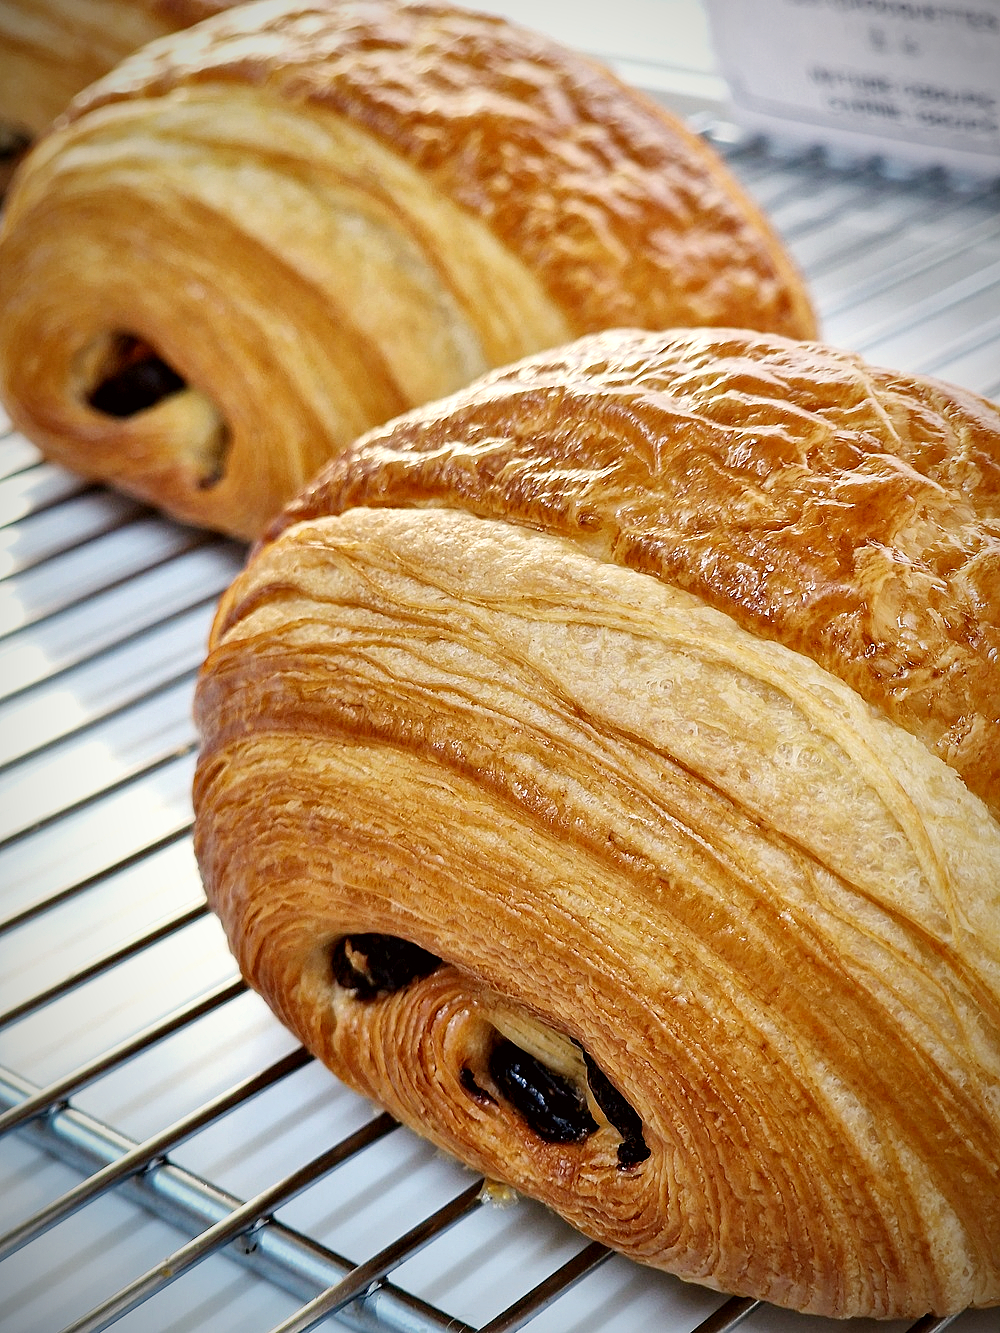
[0,0,239,140]
[0,0,814,540]
[194,326,1000,1320]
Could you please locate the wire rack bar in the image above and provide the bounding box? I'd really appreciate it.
[2,671,202,784]
[844,258,1000,357]
[0,740,200,855]
[0,624,213,770]
[688,1296,762,1333]
[0,1047,312,1261]
[0,900,208,1029]
[61,1114,402,1333]
[0,543,241,702]
[0,517,208,634]
[0,976,245,1138]
[0,824,193,936]
[267,1181,486,1333]
[0,1067,478,1333]
[0,459,90,523]
[475,1241,612,1333]
[0,433,41,479]
[813,209,1000,317]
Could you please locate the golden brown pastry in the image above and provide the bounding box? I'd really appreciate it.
[194,327,1000,1320]
[0,0,239,138]
[0,0,815,540]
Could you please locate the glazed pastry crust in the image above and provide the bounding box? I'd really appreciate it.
[195,328,1000,1318]
[66,0,816,342]
[277,326,1000,822]
[0,0,815,538]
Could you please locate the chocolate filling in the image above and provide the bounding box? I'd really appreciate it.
[84,332,231,489]
[581,1048,650,1168]
[88,334,186,418]
[488,1038,598,1145]
[0,127,30,200]
[328,934,649,1167]
[475,1032,649,1168]
[330,932,442,1001]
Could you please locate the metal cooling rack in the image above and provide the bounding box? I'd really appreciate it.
[1,31,999,1333]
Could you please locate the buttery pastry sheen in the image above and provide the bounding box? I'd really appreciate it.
[194,328,1000,1320]
[0,0,815,539]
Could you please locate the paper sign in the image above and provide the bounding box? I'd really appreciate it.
[704,0,1000,175]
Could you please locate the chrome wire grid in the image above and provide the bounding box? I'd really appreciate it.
[2,98,999,1333]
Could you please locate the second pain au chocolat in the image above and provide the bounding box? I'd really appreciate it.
[0,0,241,140]
[194,326,1000,1320]
[0,0,814,540]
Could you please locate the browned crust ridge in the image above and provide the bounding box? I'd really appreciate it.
[274,325,1000,819]
[65,0,816,341]
[196,328,1000,1318]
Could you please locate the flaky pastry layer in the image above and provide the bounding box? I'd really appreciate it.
[196,329,999,1317]
[0,0,814,538]
[195,503,1000,1318]
[278,326,1000,820]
